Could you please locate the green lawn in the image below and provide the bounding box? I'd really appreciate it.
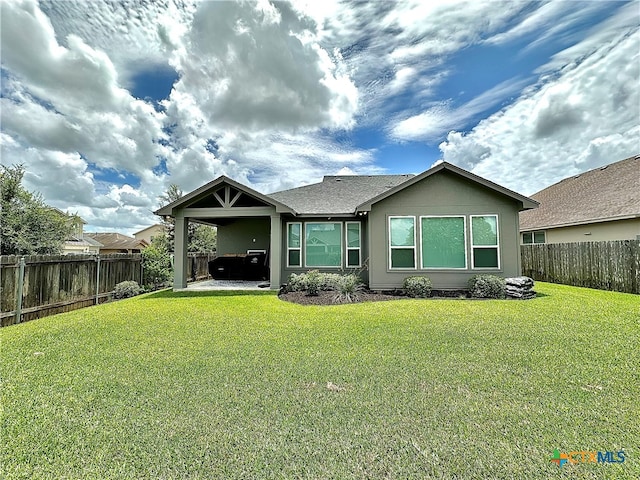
[1,283,638,479]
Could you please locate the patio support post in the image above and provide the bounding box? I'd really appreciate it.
[174,212,189,289]
[269,214,282,289]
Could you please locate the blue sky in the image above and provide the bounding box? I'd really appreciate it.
[1,0,638,234]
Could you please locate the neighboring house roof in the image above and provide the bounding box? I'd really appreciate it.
[85,233,148,250]
[133,224,165,237]
[66,234,103,247]
[268,175,413,215]
[520,154,640,231]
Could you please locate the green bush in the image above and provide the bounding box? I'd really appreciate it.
[286,271,366,300]
[403,276,433,298]
[468,274,506,299]
[304,270,323,296]
[142,243,172,289]
[320,273,343,291]
[332,274,365,304]
[113,281,142,299]
[285,273,306,292]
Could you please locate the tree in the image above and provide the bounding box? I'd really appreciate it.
[1,164,74,255]
[157,184,216,253]
[189,223,217,253]
[141,236,173,289]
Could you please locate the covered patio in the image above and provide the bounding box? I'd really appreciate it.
[155,176,294,290]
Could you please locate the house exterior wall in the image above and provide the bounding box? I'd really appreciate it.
[278,216,369,284]
[368,170,523,290]
[539,218,640,244]
[134,224,165,244]
[216,218,271,256]
[62,243,101,255]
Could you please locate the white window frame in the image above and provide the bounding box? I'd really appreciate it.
[345,221,362,268]
[523,230,546,244]
[304,222,343,269]
[388,215,417,270]
[470,214,500,269]
[286,222,302,268]
[419,215,468,270]
[533,231,547,244]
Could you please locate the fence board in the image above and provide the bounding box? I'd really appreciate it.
[1,253,216,326]
[521,240,639,294]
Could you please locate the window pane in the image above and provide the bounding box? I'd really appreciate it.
[473,248,498,268]
[534,231,546,244]
[347,223,360,247]
[391,248,415,268]
[522,232,533,244]
[288,223,300,248]
[288,249,300,267]
[347,249,360,267]
[422,217,465,268]
[305,223,341,267]
[472,216,497,246]
[390,217,415,246]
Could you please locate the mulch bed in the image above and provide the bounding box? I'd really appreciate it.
[278,289,470,306]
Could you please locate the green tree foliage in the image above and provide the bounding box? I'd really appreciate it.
[189,223,217,253]
[141,236,173,289]
[1,164,74,255]
[157,184,216,253]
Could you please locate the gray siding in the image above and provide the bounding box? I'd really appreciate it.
[368,170,522,290]
[217,218,270,256]
[278,216,370,284]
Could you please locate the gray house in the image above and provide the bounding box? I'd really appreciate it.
[156,162,538,290]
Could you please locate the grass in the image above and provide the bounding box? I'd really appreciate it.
[1,283,638,479]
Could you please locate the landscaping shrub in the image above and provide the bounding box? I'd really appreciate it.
[113,281,143,299]
[286,271,366,300]
[304,270,322,296]
[468,274,506,299]
[403,276,433,298]
[142,243,172,289]
[332,274,365,304]
[320,273,343,291]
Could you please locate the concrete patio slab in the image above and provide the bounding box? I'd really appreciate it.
[178,279,271,291]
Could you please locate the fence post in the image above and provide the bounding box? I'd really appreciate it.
[15,256,25,324]
[95,255,101,305]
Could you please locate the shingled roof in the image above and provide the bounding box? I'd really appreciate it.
[85,233,148,251]
[268,174,414,215]
[520,154,640,231]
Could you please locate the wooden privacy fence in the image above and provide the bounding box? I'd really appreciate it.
[1,254,142,326]
[521,240,639,294]
[0,252,217,327]
[187,252,216,281]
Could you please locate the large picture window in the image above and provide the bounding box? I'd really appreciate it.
[286,222,301,267]
[389,216,416,269]
[421,216,466,268]
[471,215,499,268]
[346,222,361,267]
[305,223,342,267]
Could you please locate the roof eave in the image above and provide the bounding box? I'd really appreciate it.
[356,162,539,211]
[154,175,296,216]
[520,213,640,232]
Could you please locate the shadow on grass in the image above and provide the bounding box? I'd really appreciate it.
[142,289,278,299]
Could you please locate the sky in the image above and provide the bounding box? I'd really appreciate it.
[1,0,638,235]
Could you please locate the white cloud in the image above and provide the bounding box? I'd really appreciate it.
[165,0,357,132]
[440,22,640,195]
[0,0,167,176]
[390,77,530,142]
